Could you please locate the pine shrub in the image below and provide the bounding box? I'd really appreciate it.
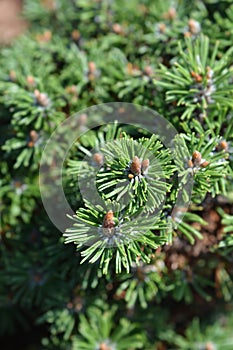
[0,1,233,349]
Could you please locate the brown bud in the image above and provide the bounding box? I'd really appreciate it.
[30,130,38,142]
[93,152,104,165]
[187,159,194,168]
[218,140,228,151]
[127,63,134,75]
[163,7,176,20]
[205,342,215,350]
[34,89,49,107]
[195,74,202,83]
[71,30,80,41]
[99,343,113,350]
[66,85,77,94]
[184,31,191,38]
[112,23,123,34]
[168,7,176,20]
[88,62,96,74]
[191,71,202,82]
[158,23,166,33]
[43,30,52,41]
[27,75,35,86]
[141,159,150,174]
[206,66,214,80]
[36,30,52,42]
[144,65,153,76]
[103,211,115,229]
[188,19,201,35]
[27,141,34,148]
[200,160,209,168]
[34,89,40,99]
[130,156,141,175]
[192,150,202,165]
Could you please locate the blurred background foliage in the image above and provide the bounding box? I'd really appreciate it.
[0,0,233,349]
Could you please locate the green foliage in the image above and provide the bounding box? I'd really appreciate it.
[156,35,233,121]
[0,0,233,349]
[158,313,233,350]
[65,201,167,274]
[72,303,146,350]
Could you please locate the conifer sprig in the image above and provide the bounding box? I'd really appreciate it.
[64,201,167,274]
[155,35,233,121]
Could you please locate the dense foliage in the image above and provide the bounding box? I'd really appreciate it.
[0,0,233,349]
